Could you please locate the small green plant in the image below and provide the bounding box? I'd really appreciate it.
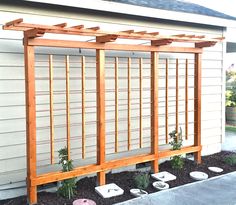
[224,155,236,166]
[134,172,150,191]
[57,147,76,199]
[169,127,184,170]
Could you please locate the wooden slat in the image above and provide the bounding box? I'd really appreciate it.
[115,57,118,153]
[28,38,203,53]
[195,41,216,48]
[65,55,71,160]
[194,53,202,163]
[49,55,54,164]
[32,145,201,186]
[54,23,67,28]
[96,49,106,185]
[5,18,23,27]
[87,26,100,31]
[24,36,37,204]
[81,56,86,159]
[151,39,173,46]
[165,58,169,144]
[185,59,188,140]
[139,58,143,148]
[128,57,131,150]
[151,51,159,173]
[70,25,84,29]
[96,34,118,43]
[176,59,179,136]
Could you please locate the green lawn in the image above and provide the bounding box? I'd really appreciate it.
[225,125,236,132]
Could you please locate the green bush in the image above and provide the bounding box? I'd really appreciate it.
[169,127,184,170]
[57,147,76,199]
[224,155,236,166]
[134,173,150,190]
[226,70,236,107]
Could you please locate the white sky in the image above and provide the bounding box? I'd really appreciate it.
[186,0,236,17]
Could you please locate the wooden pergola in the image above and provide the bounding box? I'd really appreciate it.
[3,18,223,204]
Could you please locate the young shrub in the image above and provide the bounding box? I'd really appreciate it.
[224,155,236,166]
[134,172,150,191]
[169,127,184,170]
[57,147,76,199]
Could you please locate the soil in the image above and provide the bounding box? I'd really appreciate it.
[1,151,236,205]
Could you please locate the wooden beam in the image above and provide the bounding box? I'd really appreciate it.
[151,51,159,173]
[87,26,100,31]
[139,58,143,148]
[151,39,173,46]
[194,53,202,163]
[81,56,86,159]
[115,57,119,153]
[70,25,84,29]
[96,34,118,43]
[54,23,67,28]
[27,38,203,53]
[5,18,23,27]
[127,57,131,151]
[96,49,106,185]
[49,55,54,164]
[185,59,188,140]
[195,41,216,48]
[65,55,71,160]
[122,30,134,33]
[165,58,169,144]
[24,28,45,38]
[148,32,159,36]
[176,59,179,135]
[24,36,37,204]
[135,31,147,35]
[31,145,201,186]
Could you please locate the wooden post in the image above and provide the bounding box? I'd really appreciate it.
[24,36,37,204]
[127,57,131,150]
[139,58,143,148]
[165,58,169,144]
[65,55,71,160]
[96,49,106,185]
[194,53,202,163]
[115,57,118,152]
[82,56,86,159]
[49,55,54,164]
[185,59,188,140]
[176,59,179,135]
[151,51,159,173]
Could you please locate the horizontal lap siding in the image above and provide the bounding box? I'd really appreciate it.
[0,7,223,188]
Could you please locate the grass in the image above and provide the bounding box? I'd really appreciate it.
[225,125,236,132]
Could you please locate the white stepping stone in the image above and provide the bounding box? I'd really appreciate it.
[95,183,124,198]
[130,189,148,197]
[153,181,169,190]
[151,171,177,182]
[190,171,208,181]
[208,167,223,173]
[73,199,96,205]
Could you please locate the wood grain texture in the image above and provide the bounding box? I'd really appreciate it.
[82,56,86,159]
[115,57,119,153]
[151,51,159,173]
[49,55,54,164]
[139,58,143,148]
[194,53,202,163]
[96,49,106,185]
[165,58,169,144]
[185,59,188,140]
[24,36,37,204]
[128,57,131,151]
[65,55,71,160]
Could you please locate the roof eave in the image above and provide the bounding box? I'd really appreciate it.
[24,0,236,27]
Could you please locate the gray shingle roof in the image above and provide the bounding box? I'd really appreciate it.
[105,0,236,20]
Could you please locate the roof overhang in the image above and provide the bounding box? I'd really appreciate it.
[23,0,236,28]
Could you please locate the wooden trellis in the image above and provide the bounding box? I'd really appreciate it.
[3,18,223,204]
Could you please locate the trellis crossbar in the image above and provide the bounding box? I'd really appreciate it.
[3,18,223,205]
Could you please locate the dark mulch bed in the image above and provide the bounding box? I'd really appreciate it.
[1,151,236,205]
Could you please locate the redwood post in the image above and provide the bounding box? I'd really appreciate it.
[24,35,37,204]
[194,53,202,163]
[96,49,106,185]
[151,51,159,172]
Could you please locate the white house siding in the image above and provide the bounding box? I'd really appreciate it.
[0,4,224,192]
